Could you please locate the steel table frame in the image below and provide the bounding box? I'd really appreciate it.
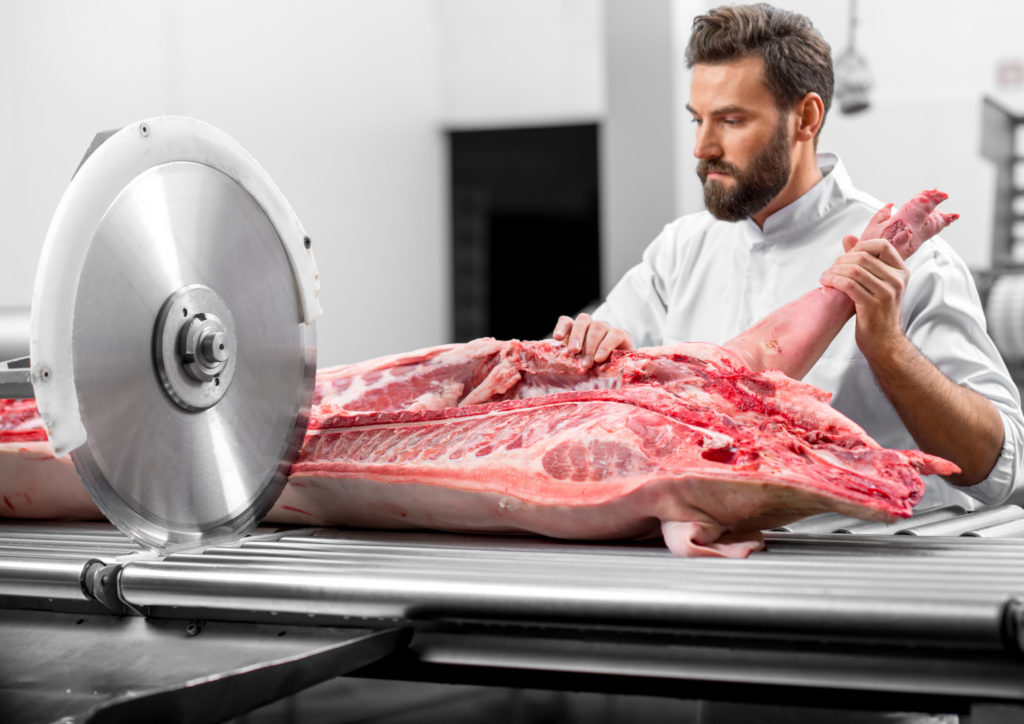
[3,522,1024,723]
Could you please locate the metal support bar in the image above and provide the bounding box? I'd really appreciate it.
[353,628,1024,716]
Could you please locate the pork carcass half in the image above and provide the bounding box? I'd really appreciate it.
[0,191,960,557]
[276,189,960,556]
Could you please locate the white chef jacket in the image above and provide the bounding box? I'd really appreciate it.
[594,153,1024,510]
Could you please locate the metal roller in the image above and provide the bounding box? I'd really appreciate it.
[963,518,1024,538]
[0,556,101,601]
[771,512,858,534]
[107,528,1021,650]
[896,504,1024,537]
[835,505,967,535]
[117,560,1005,645]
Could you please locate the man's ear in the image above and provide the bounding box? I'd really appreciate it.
[794,92,824,142]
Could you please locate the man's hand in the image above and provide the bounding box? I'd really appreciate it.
[819,234,910,362]
[552,313,634,368]
[820,234,1004,487]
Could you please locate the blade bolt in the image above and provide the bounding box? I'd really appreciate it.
[155,284,237,411]
[201,331,228,364]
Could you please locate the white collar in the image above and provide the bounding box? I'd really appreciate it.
[753,153,856,240]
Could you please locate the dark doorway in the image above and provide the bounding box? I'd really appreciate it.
[449,124,601,342]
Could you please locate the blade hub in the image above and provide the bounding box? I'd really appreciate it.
[180,313,229,382]
[153,284,237,411]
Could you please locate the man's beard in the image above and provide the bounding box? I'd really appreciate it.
[697,118,792,222]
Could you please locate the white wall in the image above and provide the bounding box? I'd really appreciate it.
[439,0,604,128]
[0,0,450,367]
[0,0,605,366]
[601,0,679,294]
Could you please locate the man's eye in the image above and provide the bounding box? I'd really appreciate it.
[690,117,702,126]
[723,118,742,126]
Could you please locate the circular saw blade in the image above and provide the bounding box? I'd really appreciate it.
[31,118,319,551]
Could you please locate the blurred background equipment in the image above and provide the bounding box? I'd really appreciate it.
[981,96,1024,267]
[833,0,872,114]
[979,96,1024,393]
[0,307,29,363]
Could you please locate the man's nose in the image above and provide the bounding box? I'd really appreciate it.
[693,125,721,160]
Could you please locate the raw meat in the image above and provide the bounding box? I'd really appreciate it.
[281,339,956,559]
[0,400,97,518]
[0,190,960,557]
[0,340,957,554]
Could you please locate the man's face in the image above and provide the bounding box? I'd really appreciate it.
[688,56,795,222]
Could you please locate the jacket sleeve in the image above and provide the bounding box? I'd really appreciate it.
[902,240,1024,505]
[591,224,677,348]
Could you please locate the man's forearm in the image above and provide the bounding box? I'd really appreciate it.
[865,336,1005,487]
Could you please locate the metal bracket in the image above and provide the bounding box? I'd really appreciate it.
[0,356,33,399]
[82,561,139,616]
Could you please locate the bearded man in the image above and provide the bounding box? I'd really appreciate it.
[553,3,1023,512]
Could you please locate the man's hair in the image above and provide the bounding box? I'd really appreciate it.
[686,3,833,132]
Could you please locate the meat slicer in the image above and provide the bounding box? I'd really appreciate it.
[6,117,1024,724]
[0,115,321,550]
